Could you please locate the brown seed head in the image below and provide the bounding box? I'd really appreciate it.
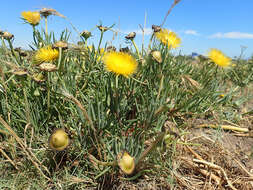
[106,46,116,52]
[125,32,136,40]
[152,25,161,33]
[97,25,109,32]
[39,8,66,18]
[53,41,68,50]
[119,47,130,53]
[2,31,14,40]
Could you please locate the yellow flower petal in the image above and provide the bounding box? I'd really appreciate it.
[21,11,41,26]
[103,52,137,77]
[155,29,181,49]
[34,46,59,64]
[208,49,231,68]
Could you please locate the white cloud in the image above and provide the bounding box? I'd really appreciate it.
[209,32,253,39]
[184,30,199,35]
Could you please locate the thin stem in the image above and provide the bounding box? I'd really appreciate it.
[7,39,20,65]
[57,47,63,73]
[47,72,51,119]
[148,33,154,50]
[131,39,140,60]
[45,16,48,39]
[97,31,104,53]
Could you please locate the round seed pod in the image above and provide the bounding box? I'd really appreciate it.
[49,129,70,151]
[117,151,135,175]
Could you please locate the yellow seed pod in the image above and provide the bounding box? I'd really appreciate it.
[151,50,162,63]
[49,129,70,151]
[117,151,135,175]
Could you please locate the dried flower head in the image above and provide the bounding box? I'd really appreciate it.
[14,47,28,57]
[2,31,14,40]
[97,25,109,32]
[53,41,68,50]
[34,46,59,64]
[39,8,65,18]
[155,29,181,49]
[152,25,161,33]
[119,47,130,53]
[208,49,231,68]
[21,11,41,26]
[49,129,70,151]
[106,46,116,52]
[103,52,137,77]
[125,32,136,40]
[12,68,28,76]
[117,151,135,175]
[39,63,57,72]
[80,30,91,40]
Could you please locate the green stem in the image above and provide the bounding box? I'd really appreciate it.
[131,39,140,59]
[7,39,19,65]
[148,33,154,50]
[47,72,51,119]
[1,37,8,52]
[57,47,63,73]
[115,75,119,115]
[97,31,104,53]
[84,39,88,48]
[45,16,48,39]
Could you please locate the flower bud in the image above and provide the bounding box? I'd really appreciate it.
[49,129,70,151]
[117,151,135,175]
[151,50,162,63]
[80,30,91,40]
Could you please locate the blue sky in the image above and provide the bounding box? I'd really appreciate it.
[1,0,253,58]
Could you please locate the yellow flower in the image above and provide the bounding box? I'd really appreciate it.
[21,11,41,26]
[103,52,137,77]
[155,29,181,49]
[208,49,231,68]
[34,46,59,64]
